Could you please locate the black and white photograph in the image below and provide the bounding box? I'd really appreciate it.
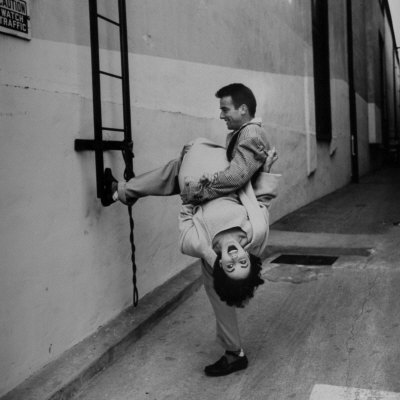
[1,1,400,399]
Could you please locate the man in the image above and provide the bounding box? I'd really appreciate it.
[102,84,279,376]
[180,83,271,205]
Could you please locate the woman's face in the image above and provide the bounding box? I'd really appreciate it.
[219,239,250,280]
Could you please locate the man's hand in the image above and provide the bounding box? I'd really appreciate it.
[180,172,218,204]
[180,177,203,205]
[265,147,278,172]
[198,172,217,187]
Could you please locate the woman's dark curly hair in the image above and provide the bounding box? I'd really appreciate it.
[213,253,264,308]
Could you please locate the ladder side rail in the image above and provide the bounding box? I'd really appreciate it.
[88,0,104,199]
[118,0,134,179]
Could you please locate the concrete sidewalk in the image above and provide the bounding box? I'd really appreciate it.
[3,167,400,400]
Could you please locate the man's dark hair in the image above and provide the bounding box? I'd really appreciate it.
[213,253,264,308]
[215,83,257,117]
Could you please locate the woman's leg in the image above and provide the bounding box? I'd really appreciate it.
[117,158,181,205]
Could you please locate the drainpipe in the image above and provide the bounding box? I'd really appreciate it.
[347,0,359,183]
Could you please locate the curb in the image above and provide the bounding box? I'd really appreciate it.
[1,262,203,400]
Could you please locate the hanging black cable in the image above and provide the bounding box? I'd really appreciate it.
[118,0,138,307]
[127,205,138,306]
[122,143,138,307]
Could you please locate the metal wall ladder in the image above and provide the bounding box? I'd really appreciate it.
[75,0,138,306]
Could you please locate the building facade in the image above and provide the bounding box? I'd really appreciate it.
[0,0,398,395]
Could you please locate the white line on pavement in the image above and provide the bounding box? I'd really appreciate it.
[310,384,400,400]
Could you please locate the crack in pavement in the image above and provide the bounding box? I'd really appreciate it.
[345,273,381,387]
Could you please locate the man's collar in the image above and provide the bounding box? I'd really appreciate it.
[249,117,262,125]
[232,118,262,134]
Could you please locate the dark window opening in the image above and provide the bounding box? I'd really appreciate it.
[311,0,332,142]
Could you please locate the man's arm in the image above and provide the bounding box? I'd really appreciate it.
[181,126,270,204]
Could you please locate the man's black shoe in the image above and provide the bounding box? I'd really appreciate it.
[101,168,118,207]
[204,351,248,377]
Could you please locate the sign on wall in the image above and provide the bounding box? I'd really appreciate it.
[0,0,31,40]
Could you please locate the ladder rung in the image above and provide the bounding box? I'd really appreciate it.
[75,139,127,151]
[97,14,120,27]
[102,127,125,132]
[100,70,122,80]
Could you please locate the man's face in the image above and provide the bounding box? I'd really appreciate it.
[219,96,246,131]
